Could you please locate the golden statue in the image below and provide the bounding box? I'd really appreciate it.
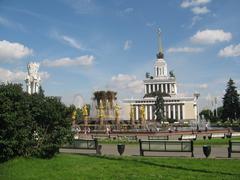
[97,100,105,125]
[114,104,121,125]
[82,105,89,126]
[82,105,88,116]
[130,105,135,125]
[71,110,77,125]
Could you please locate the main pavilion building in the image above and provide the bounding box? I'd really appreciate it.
[123,34,197,122]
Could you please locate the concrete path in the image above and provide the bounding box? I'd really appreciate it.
[60,144,240,159]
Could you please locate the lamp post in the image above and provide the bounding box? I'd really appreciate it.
[194,92,200,124]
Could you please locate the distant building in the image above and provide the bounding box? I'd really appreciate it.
[124,30,197,122]
[25,62,41,94]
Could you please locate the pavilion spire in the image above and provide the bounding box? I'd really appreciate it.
[156,28,164,59]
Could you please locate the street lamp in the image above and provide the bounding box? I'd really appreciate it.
[194,92,200,124]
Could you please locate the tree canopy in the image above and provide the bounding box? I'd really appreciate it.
[0,83,73,162]
[222,79,240,121]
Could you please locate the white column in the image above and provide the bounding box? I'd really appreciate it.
[135,106,139,120]
[153,84,155,92]
[182,105,185,120]
[165,84,167,93]
[177,105,181,120]
[161,84,163,93]
[168,105,171,119]
[173,105,176,119]
[149,106,152,120]
[148,85,151,93]
[145,105,148,120]
[144,84,147,94]
[175,84,177,94]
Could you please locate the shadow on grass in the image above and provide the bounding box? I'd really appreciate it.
[90,155,240,176]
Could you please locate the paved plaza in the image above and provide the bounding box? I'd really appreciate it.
[60,129,240,159]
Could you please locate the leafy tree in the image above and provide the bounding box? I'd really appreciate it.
[30,95,73,158]
[222,79,240,122]
[154,93,165,123]
[0,84,33,161]
[0,83,73,162]
[199,109,213,121]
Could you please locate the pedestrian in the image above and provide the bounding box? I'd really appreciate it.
[205,122,208,132]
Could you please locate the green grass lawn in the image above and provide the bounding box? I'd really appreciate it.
[194,137,240,146]
[1,154,240,180]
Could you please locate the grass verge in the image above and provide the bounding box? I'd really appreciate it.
[0,154,240,180]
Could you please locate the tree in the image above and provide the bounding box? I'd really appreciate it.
[0,83,73,162]
[155,93,165,123]
[199,109,213,122]
[30,95,73,158]
[222,79,240,122]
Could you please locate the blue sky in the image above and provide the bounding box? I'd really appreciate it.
[0,0,240,110]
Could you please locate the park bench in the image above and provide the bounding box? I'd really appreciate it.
[139,140,194,157]
[178,134,197,141]
[208,133,225,139]
[61,139,101,154]
[228,140,240,158]
[117,135,138,142]
[91,134,110,140]
[148,136,169,140]
[230,132,240,138]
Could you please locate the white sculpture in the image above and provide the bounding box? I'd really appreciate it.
[25,62,41,94]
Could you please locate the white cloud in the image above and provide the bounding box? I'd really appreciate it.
[190,16,202,27]
[0,67,49,82]
[218,44,240,57]
[179,83,208,89]
[123,40,132,50]
[63,0,98,14]
[42,55,95,67]
[61,35,82,50]
[124,8,134,13]
[181,0,211,8]
[146,22,156,27]
[111,74,144,94]
[119,8,134,16]
[39,71,50,80]
[199,83,208,89]
[190,29,232,44]
[50,31,87,50]
[0,16,26,31]
[191,6,210,14]
[0,16,11,27]
[167,47,203,53]
[0,40,33,62]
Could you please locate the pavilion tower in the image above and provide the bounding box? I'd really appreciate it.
[154,28,168,78]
